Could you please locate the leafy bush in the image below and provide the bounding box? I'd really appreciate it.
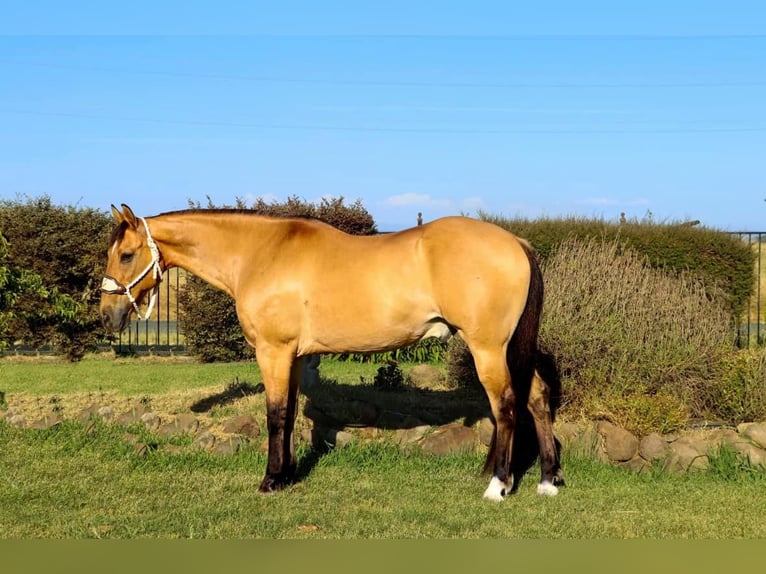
[540,237,737,432]
[178,195,378,362]
[177,274,254,363]
[481,213,755,320]
[705,348,766,424]
[0,196,111,359]
[336,338,448,364]
[445,335,480,390]
[373,361,405,391]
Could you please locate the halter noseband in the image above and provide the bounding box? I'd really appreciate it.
[101,217,163,320]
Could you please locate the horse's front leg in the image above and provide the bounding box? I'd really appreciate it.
[257,345,304,493]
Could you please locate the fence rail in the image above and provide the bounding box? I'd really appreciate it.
[730,231,764,348]
[115,268,186,354]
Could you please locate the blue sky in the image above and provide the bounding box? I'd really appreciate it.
[1,1,765,231]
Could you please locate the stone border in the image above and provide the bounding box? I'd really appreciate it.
[2,404,765,473]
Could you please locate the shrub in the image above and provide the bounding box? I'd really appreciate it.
[373,361,405,391]
[0,196,111,359]
[540,237,735,429]
[177,274,254,363]
[178,196,377,361]
[481,213,755,320]
[705,348,766,424]
[445,335,480,390]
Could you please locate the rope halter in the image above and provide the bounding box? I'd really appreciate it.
[100,217,163,320]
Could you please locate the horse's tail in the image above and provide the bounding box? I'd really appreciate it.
[483,238,543,474]
[508,239,543,385]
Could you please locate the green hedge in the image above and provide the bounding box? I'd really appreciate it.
[481,214,756,319]
[0,196,112,359]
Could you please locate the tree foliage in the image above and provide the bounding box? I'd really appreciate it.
[0,195,112,359]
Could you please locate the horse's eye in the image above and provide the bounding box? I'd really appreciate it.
[120,252,134,264]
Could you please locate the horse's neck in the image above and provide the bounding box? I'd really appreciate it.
[148,213,258,297]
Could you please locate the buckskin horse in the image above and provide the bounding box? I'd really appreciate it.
[99,204,563,500]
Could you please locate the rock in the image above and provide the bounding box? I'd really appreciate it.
[621,456,649,473]
[116,404,150,426]
[156,413,199,438]
[394,425,430,447]
[711,428,742,448]
[568,427,604,460]
[478,417,494,447]
[330,430,355,448]
[598,422,639,462]
[407,364,447,389]
[212,436,245,456]
[663,440,709,474]
[554,422,581,446]
[140,412,161,430]
[96,406,114,422]
[9,414,27,428]
[176,413,199,434]
[729,441,766,468]
[76,405,101,423]
[222,415,261,438]
[420,423,475,456]
[741,423,766,450]
[29,413,63,430]
[193,431,217,450]
[639,433,669,462]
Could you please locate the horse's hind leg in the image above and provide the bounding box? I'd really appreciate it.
[528,370,563,496]
[257,346,303,493]
[473,347,516,501]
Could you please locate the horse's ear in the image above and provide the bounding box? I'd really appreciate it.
[110,204,123,223]
[120,204,139,228]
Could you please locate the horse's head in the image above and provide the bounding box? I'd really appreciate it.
[99,204,163,332]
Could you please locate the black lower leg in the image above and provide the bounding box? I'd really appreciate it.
[259,403,291,493]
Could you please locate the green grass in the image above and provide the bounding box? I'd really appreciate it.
[2,356,766,539]
[0,354,383,396]
[1,420,765,539]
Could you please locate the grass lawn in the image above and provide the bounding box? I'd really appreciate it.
[2,355,766,539]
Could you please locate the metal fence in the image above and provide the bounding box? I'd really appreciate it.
[115,268,186,354]
[730,231,764,348]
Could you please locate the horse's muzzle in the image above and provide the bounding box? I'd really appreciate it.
[100,300,132,333]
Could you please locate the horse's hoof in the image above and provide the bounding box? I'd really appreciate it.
[536,481,559,496]
[258,475,283,494]
[483,476,509,501]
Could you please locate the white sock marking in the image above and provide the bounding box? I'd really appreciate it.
[483,476,508,501]
[536,480,559,496]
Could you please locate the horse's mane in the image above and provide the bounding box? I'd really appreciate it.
[157,208,323,223]
[108,220,129,246]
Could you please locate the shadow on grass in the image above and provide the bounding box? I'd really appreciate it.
[189,377,265,413]
[185,353,562,493]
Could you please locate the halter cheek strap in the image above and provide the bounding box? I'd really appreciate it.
[101,217,163,320]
